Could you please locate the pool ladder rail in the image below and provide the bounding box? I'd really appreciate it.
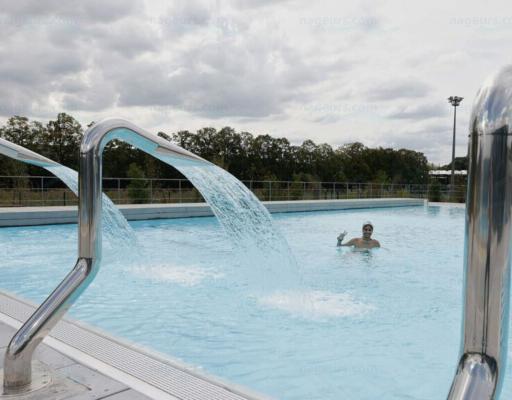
[447,66,512,399]
[1,119,207,395]
[2,65,512,398]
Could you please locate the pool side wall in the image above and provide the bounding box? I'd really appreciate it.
[0,198,425,227]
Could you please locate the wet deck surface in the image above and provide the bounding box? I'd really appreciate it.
[0,322,152,399]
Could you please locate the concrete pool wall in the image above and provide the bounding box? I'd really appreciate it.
[0,198,425,227]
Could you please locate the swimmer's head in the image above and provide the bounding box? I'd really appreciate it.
[362,221,373,239]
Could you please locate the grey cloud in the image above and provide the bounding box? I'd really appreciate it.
[159,1,248,40]
[0,44,85,85]
[161,1,212,36]
[117,62,282,118]
[44,15,159,57]
[382,123,458,163]
[0,0,157,117]
[0,32,88,116]
[386,103,448,120]
[0,0,346,119]
[231,0,293,8]
[313,114,342,124]
[115,36,332,118]
[0,0,142,23]
[0,88,35,117]
[54,78,89,94]
[367,79,431,101]
[93,19,159,57]
[62,83,118,111]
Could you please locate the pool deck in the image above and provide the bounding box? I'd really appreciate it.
[0,198,425,227]
[0,292,271,400]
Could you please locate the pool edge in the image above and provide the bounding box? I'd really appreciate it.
[0,290,274,400]
[0,198,425,226]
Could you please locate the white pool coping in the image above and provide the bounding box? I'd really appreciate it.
[0,198,425,227]
[0,291,272,400]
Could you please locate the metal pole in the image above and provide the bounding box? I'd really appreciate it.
[448,67,512,400]
[448,96,463,200]
[450,105,457,195]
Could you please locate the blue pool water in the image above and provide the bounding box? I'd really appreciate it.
[2,204,510,399]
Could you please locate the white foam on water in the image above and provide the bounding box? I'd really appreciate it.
[259,290,375,318]
[131,264,224,286]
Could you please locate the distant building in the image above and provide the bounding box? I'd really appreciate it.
[429,170,467,185]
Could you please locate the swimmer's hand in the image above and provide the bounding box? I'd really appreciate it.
[337,231,348,243]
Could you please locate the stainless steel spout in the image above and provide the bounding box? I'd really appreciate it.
[448,66,512,399]
[2,119,206,393]
[0,138,59,168]
[79,118,205,260]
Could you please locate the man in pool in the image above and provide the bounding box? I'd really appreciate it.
[337,222,380,249]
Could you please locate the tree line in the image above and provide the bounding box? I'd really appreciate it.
[0,113,430,184]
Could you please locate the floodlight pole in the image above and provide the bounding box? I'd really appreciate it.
[448,96,463,200]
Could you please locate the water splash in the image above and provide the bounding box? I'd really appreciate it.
[173,163,300,291]
[259,290,375,319]
[131,264,223,286]
[45,165,136,248]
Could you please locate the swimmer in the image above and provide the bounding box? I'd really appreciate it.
[337,222,380,249]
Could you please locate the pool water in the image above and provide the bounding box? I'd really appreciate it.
[1,204,509,399]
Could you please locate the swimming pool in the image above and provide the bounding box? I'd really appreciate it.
[2,204,509,399]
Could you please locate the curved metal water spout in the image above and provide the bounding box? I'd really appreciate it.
[2,119,206,393]
[0,138,59,168]
[78,118,207,259]
[448,66,512,399]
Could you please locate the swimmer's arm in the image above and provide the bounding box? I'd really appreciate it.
[374,240,381,248]
[339,238,357,247]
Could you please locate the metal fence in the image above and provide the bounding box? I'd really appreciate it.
[0,175,467,207]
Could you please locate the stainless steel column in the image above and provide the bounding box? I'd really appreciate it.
[448,66,512,399]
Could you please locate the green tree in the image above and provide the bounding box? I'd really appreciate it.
[43,113,83,170]
[0,114,432,186]
[127,163,149,204]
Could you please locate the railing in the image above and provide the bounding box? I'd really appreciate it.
[447,66,512,399]
[0,175,466,206]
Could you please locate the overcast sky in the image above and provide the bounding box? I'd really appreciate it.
[1,0,511,164]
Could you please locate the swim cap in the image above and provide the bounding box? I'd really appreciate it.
[362,221,373,229]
